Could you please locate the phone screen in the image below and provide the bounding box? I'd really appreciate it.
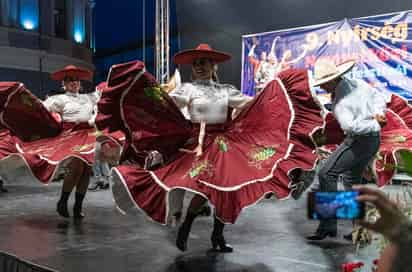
[307,191,365,220]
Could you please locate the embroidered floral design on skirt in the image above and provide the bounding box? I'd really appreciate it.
[215,136,228,152]
[385,134,407,144]
[20,92,35,108]
[144,86,165,104]
[248,146,277,169]
[72,143,95,152]
[188,159,213,179]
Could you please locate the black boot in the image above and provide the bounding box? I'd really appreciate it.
[343,231,354,242]
[88,177,110,191]
[88,180,102,191]
[197,205,211,217]
[101,179,110,190]
[211,216,233,253]
[264,192,274,199]
[343,221,356,242]
[176,211,197,251]
[0,179,7,193]
[73,192,86,219]
[57,191,70,218]
[306,229,337,241]
[306,220,337,241]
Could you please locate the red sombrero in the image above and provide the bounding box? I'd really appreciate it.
[51,65,93,81]
[173,43,231,65]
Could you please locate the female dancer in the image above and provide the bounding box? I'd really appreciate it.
[96,46,323,252]
[0,65,99,218]
[167,44,253,252]
[43,65,98,218]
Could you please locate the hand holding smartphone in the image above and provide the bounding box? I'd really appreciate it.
[307,191,365,220]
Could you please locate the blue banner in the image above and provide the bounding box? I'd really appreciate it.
[241,11,412,100]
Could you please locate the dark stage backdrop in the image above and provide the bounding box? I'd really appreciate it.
[176,0,412,88]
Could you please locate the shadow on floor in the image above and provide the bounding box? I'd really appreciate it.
[165,252,275,272]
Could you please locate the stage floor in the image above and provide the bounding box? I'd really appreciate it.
[0,178,395,272]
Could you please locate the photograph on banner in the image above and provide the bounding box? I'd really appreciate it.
[242,11,412,103]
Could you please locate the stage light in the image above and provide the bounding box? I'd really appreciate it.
[74,31,84,43]
[19,0,39,30]
[22,20,35,30]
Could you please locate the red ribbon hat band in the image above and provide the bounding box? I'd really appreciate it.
[173,43,231,65]
[51,65,93,81]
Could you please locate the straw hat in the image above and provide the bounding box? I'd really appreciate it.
[173,43,231,65]
[312,59,355,87]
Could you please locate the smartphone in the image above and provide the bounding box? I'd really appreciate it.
[307,191,365,220]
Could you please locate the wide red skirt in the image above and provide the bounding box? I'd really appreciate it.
[0,128,18,160]
[0,82,120,184]
[97,62,324,224]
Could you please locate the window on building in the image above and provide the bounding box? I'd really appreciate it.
[0,0,39,30]
[54,0,66,38]
[0,1,9,26]
[6,0,20,28]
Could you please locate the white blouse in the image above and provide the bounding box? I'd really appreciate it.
[169,80,251,124]
[43,91,100,124]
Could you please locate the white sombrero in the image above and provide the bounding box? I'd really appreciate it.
[312,59,356,87]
